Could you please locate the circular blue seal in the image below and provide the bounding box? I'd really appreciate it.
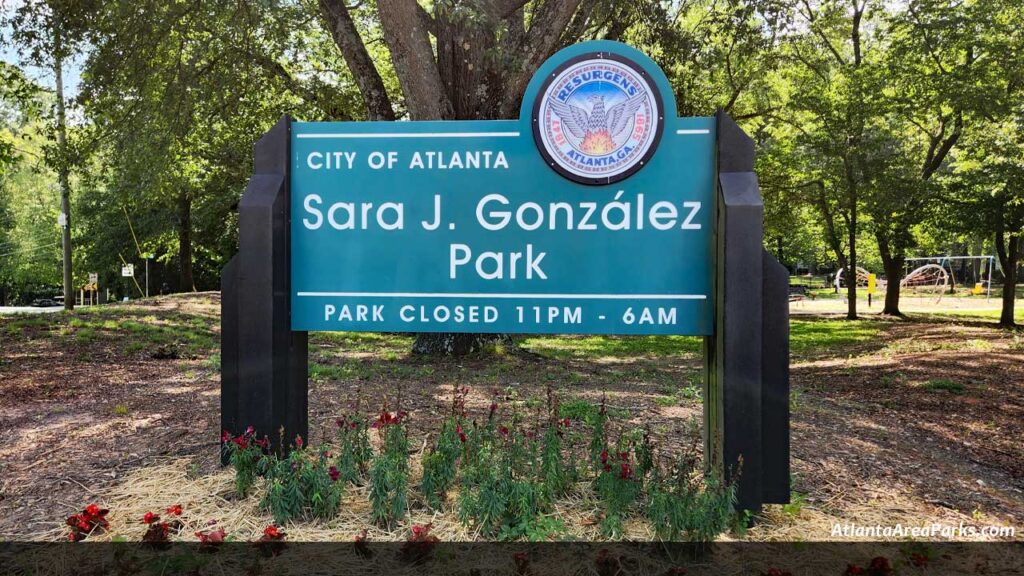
[533,52,664,185]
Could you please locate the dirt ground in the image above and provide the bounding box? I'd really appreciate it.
[0,292,1021,542]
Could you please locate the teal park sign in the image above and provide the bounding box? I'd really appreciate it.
[290,41,716,335]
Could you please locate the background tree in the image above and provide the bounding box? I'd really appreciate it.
[3,0,95,309]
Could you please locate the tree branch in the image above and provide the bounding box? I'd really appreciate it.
[377,0,451,119]
[319,0,396,120]
[499,0,584,117]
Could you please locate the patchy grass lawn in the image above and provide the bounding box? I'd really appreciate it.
[1,293,1021,544]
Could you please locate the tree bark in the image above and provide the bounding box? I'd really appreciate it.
[843,158,858,320]
[813,187,848,273]
[996,230,1019,328]
[178,190,194,292]
[318,0,395,120]
[877,232,904,316]
[377,0,452,120]
[498,0,583,117]
[54,31,74,311]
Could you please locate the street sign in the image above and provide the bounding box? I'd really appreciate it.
[290,42,714,335]
[88,272,98,284]
[122,264,134,277]
[58,213,67,227]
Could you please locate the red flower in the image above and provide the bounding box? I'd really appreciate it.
[263,525,283,539]
[354,529,368,543]
[457,425,467,443]
[526,430,536,439]
[231,435,248,450]
[255,436,270,449]
[561,417,570,428]
[70,507,108,538]
[600,449,609,464]
[489,402,498,413]
[373,411,398,428]
[329,466,340,482]
[619,451,629,462]
[221,430,231,443]
[620,462,633,480]
[294,435,304,449]
[245,425,255,436]
[499,426,509,437]
[143,512,160,524]
[165,504,183,516]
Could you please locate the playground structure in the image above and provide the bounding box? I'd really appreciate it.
[833,266,886,290]
[830,256,996,301]
[900,264,950,294]
[903,256,995,299]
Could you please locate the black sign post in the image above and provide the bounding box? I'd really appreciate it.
[221,116,308,459]
[704,112,790,511]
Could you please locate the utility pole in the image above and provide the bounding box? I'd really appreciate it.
[54,27,73,311]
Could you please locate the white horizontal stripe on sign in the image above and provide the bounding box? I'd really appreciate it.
[297,292,707,300]
[296,132,521,139]
[675,129,711,135]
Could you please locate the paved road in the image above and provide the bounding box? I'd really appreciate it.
[0,306,65,315]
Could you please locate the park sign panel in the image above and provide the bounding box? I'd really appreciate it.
[223,40,790,513]
[291,42,714,335]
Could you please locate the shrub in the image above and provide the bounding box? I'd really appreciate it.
[260,436,344,524]
[334,414,373,485]
[420,416,463,509]
[369,410,410,528]
[646,456,737,542]
[595,447,642,538]
[222,426,266,497]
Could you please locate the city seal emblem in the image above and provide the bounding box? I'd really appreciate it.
[533,52,664,185]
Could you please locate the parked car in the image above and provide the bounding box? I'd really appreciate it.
[31,298,56,307]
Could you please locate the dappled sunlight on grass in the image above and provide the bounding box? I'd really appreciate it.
[520,334,702,359]
[310,331,413,353]
[789,318,881,356]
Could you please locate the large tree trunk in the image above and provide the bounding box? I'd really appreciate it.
[876,231,904,316]
[996,230,1019,328]
[881,253,903,316]
[178,190,194,292]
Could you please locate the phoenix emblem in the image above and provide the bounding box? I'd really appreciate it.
[549,94,647,154]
